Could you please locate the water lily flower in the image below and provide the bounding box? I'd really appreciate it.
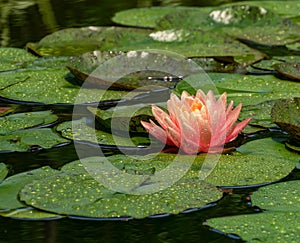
[141,90,251,154]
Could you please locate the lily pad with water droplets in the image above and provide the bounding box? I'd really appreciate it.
[0,163,8,183]
[271,97,300,140]
[0,128,69,152]
[0,207,63,220]
[67,50,183,90]
[274,62,300,81]
[26,26,152,57]
[0,110,58,135]
[56,118,150,146]
[207,180,300,242]
[0,166,61,210]
[0,48,36,71]
[0,67,140,104]
[19,155,221,219]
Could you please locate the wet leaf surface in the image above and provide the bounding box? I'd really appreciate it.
[0,167,61,210]
[271,97,300,140]
[274,62,300,81]
[0,48,36,71]
[208,180,300,242]
[0,110,58,135]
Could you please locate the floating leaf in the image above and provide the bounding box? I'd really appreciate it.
[0,68,139,104]
[67,50,183,89]
[88,103,155,134]
[0,48,36,71]
[274,62,300,81]
[208,180,300,242]
[0,110,58,135]
[56,118,150,146]
[0,207,63,220]
[207,211,300,242]
[26,26,152,56]
[0,163,8,183]
[19,156,221,219]
[112,6,199,28]
[0,128,69,152]
[271,97,300,140]
[0,166,60,210]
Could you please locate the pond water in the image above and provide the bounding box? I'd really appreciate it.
[0,0,300,242]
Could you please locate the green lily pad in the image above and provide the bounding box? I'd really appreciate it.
[274,62,300,81]
[271,97,300,140]
[67,50,183,90]
[0,166,60,210]
[210,73,300,106]
[238,100,276,131]
[0,68,139,104]
[0,207,63,220]
[156,5,278,30]
[0,163,8,183]
[0,110,58,135]
[0,48,36,71]
[26,26,152,57]
[207,211,300,242]
[88,103,155,134]
[223,1,300,18]
[112,6,199,28]
[100,28,264,64]
[56,118,150,146]
[226,25,300,47]
[0,128,69,152]
[207,180,300,242]
[19,156,222,219]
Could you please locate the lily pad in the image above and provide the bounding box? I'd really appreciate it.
[56,118,150,146]
[19,156,221,219]
[0,110,58,135]
[271,97,300,140]
[88,103,155,134]
[0,166,60,210]
[0,128,69,152]
[0,207,63,220]
[207,211,300,242]
[0,48,36,71]
[274,62,300,81]
[0,163,8,183]
[207,180,300,242]
[112,6,199,28]
[26,26,152,57]
[210,73,300,106]
[67,50,184,90]
[238,100,276,131]
[0,68,138,104]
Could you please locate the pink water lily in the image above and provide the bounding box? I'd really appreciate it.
[141,90,251,154]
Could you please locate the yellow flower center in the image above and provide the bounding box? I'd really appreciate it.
[191,98,203,112]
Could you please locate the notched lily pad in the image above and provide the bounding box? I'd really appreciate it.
[274,62,300,81]
[271,97,300,140]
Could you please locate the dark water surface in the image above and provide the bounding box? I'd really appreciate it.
[0,0,268,242]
